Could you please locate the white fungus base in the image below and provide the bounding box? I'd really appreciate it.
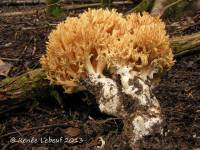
[131,115,162,144]
[82,67,162,148]
[83,74,122,116]
[117,66,162,146]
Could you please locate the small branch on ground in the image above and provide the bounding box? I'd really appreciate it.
[0,123,73,138]
[0,1,132,17]
[171,32,200,57]
[151,0,200,18]
[125,0,154,14]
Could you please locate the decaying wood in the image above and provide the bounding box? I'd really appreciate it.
[151,0,200,18]
[0,68,53,115]
[171,32,200,56]
[126,0,200,19]
[125,0,155,15]
[0,1,132,17]
[150,0,184,16]
[0,0,45,5]
[0,0,98,5]
[0,68,49,101]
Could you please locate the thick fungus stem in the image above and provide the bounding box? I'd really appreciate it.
[80,66,162,147]
[80,74,122,116]
[116,66,162,146]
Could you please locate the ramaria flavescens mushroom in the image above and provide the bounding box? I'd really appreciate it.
[103,12,174,145]
[40,9,174,148]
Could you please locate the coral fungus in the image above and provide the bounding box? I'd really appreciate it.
[40,9,174,148]
[40,9,126,93]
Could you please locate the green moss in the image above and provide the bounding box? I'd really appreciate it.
[132,0,155,12]
[47,5,63,17]
[46,0,59,4]
[0,69,46,95]
[45,0,62,17]
[163,0,191,20]
[101,0,112,7]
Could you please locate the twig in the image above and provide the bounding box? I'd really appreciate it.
[1,143,9,150]
[31,38,37,56]
[62,1,132,11]
[162,0,184,16]
[174,20,200,34]
[125,0,154,15]
[0,0,98,5]
[0,10,40,17]
[0,76,20,89]
[35,107,52,115]
[171,32,200,57]
[151,0,184,16]
[174,49,200,57]
[0,101,28,116]
[12,127,23,137]
[0,1,132,17]
[0,0,46,5]
[0,57,19,62]
[0,123,72,138]
[87,118,122,125]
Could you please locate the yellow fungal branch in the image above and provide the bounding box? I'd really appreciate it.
[40,9,126,93]
[106,12,174,71]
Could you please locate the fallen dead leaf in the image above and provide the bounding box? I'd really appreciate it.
[0,59,12,77]
[65,127,80,137]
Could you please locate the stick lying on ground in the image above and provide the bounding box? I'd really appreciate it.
[0,1,132,17]
[0,8,200,148]
[171,32,200,56]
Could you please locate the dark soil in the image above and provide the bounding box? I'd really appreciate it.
[0,3,200,150]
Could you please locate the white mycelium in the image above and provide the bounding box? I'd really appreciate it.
[116,65,162,146]
[131,115,162,144]
[81,66,162,147]
[82,74,122,116]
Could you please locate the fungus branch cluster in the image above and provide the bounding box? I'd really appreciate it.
[40,9,174,147]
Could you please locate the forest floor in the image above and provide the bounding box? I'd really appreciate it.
[0,3,200,150]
